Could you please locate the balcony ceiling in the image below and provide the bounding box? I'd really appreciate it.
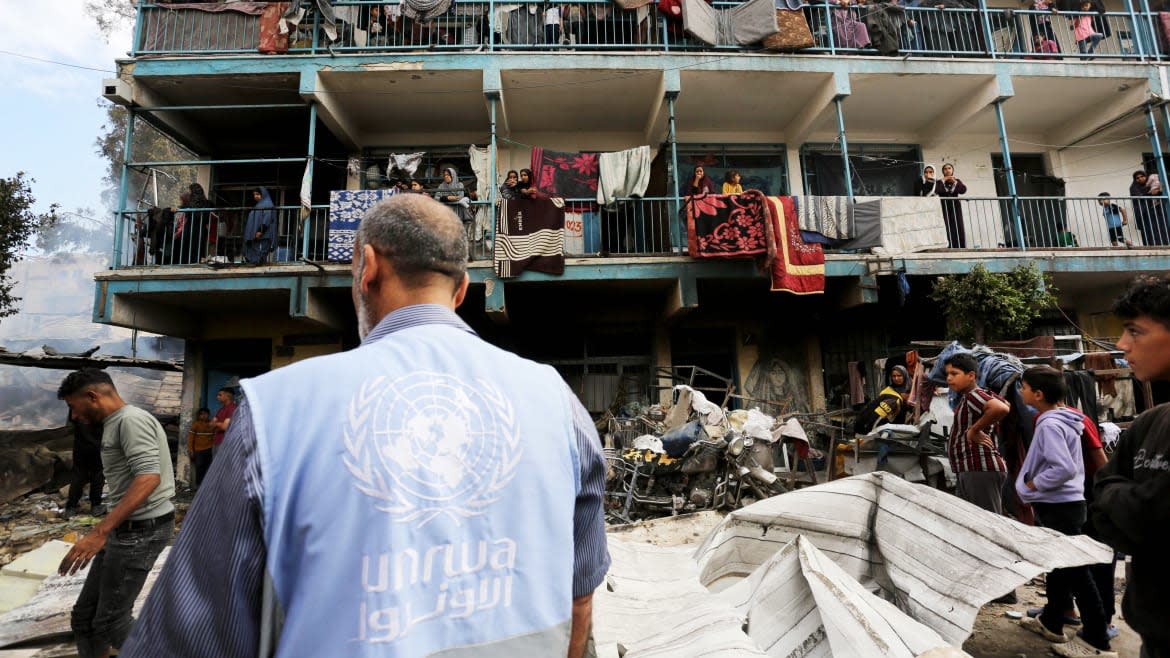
[675,71,832,137]
[316,69,489,142]
[501,69,662,133]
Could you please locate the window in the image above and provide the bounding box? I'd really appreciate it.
[801,144,922,196]
[674,145,788,197]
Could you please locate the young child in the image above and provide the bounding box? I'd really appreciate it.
[1071,1,1104,56]
[1098,192,1132,247]
[186,407,216,489]
[1093,274,1170,657]
[944,353,1011,513]
[1031,32,1059,59]
[1015,366,1115,658]
[722,170,743,195]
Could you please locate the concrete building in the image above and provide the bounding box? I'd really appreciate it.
[94,1,1170,426]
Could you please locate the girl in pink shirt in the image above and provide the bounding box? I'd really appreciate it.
[1071,1,1104,56]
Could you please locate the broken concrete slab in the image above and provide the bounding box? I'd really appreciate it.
[0,542,73,614]
[0,548,170,649]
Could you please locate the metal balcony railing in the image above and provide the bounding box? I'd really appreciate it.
[131,1,1166,60]
[109,194,1170,271]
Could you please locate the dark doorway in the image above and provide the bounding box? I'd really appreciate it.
[993,154,1068,247]
[670,328,738,407]
[202,338,272,409]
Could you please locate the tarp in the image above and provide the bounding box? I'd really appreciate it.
[594,473,1113,656]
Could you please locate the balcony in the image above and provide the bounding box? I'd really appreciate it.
[131,0,1165,61]
[107,194,1170,271]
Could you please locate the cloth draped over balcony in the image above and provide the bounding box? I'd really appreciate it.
[402,0,457,22]
[140,2,268,52]
[795,196,854,240]
[327,189,400,261]
[596,146,653,205]
[766,195,825,295]
[682,0,778,46]
[494,198,566,277]
[531,147,600,211]
[863,2,907,55]
[468,145,492,242]
[281,0,339,42]
[869,196,949,257]
[685,191,825,294]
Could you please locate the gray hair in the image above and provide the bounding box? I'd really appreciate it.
[355,194,468,289]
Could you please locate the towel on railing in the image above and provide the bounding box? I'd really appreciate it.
[682,0,778,45]
[796,195,853,240]
[596,146,653,205]
[494,198,566,277]
[686,191,770,258]
[766,196,825,295]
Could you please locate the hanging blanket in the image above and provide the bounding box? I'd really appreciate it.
[795,195,853,240]
[686,191,770,258]
[766,196,825,295]
[403,0,455,21]
[140,2,267,52]
[327,189,399,261]
[871,196,948,257]
[259,3,290,54]
[682,0,778,45]
[596,145,653,205]
[494,198,566,277]
[531,148,599,212]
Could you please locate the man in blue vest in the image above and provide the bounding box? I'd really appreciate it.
[124,193,611,657]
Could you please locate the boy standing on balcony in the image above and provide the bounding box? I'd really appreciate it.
[1098,193,1132,248]
[1092,275,1170,658]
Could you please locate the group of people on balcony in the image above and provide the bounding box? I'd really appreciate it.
[138,184,281,267]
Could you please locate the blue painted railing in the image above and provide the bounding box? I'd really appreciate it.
[110,194,1170,270]
[130,1,1164,60]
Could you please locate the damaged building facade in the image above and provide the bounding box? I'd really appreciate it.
[94,1,1170,425]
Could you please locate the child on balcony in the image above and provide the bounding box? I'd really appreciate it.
[722,171,743,195]
[1098,193,1132,248]
[1071,1,1105,57]
[1030,33,1059,59]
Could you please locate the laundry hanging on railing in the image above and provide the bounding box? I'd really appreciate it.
[327,188,400,261]
[596,146,653,205]
[681,0,778,46]
[766,195,825,295]
[795,196,854,241]
[870,196,948,257]
[402,0,456,22]
[259,2,291,54]
[468,145,491,242]
[686,191,770,258]
[281,0,338,43]
[494,197,566,277]
[531,147,599,211]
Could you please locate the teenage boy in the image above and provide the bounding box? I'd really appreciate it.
[944,353,1011,514]
[1015,366,1115,658]
[1092,274,1170,658]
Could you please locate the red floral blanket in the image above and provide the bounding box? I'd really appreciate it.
[530,147,599,212]
[686,191,769,257]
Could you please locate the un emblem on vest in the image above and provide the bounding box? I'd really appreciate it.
[343,373,523,528]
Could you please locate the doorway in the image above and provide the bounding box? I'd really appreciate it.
[992,154,1067,247]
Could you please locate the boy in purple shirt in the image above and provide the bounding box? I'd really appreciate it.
[1016,366,1115,658]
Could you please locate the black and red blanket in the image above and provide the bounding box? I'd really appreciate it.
[686,190,770,257]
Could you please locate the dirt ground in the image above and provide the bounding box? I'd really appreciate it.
[965,570,1141,658]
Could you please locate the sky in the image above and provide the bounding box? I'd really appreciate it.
[0,1,133,216]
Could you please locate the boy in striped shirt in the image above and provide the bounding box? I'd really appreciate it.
[944,352,1012,514]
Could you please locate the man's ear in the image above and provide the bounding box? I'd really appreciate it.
[357,244,379,295]
[453,273,470,308]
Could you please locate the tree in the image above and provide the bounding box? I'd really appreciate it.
[95,103,199,212]
[86,0,138,39]
[0,173,58,319]
[929,263,1058,344]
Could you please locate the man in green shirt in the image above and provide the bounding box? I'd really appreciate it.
[57,369,174,658]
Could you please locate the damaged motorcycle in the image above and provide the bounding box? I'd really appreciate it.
[605,408,787,523]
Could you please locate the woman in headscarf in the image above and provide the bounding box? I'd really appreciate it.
[687,165,717,195]
[499,170,521,200]
[934,163,967,248]
[852,365,912,435]
[434,167,471,223]
[1130,169,1170,246]
[518,168,539,198]
[916,164,938,197]
[243,187,276,264]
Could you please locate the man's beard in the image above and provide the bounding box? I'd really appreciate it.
[356,291,373,340]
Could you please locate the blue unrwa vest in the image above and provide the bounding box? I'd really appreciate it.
[242,323,581,657]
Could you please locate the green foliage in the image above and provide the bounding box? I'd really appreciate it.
[95,103,199,210]
[929,263,1058,344]
[0,173,58,319]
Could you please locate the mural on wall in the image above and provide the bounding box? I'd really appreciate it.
[744,345,810,416]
